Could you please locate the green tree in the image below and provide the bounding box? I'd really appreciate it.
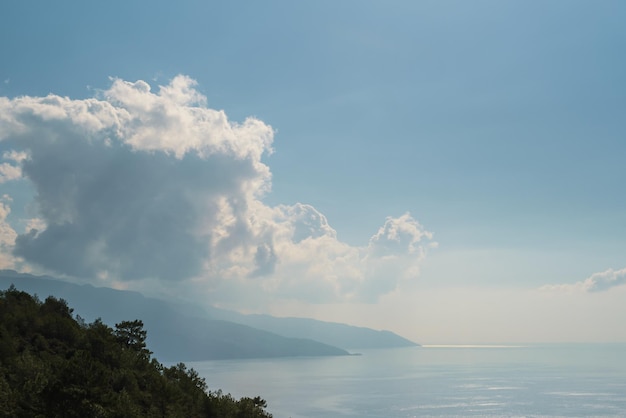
[0,286,273,418]
[115,320,149,354]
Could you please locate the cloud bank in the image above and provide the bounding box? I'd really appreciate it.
[0,75,434,304]
[541,268,626,293]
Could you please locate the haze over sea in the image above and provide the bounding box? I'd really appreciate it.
[2,4,626,417]
[188,344,626,418]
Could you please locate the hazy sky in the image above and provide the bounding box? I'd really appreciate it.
[1,1,625,343]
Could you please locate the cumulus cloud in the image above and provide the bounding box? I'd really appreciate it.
[0,195,18,269]
[0,150,27,183]
[0,76,434,304]
[541,268,626,293]
[0,163,20,183]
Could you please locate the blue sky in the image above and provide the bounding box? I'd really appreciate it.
[1,1,625,343]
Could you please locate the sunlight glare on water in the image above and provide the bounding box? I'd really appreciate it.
[187,344,626,418]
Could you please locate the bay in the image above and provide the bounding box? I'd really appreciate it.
[186,344,626,417]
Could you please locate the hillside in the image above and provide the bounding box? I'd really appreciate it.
[0,270,418,360]
[0,286,272,417]
[208,309,418,349]
[0,270,348,361]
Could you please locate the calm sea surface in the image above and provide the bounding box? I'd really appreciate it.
[186,344,626,418]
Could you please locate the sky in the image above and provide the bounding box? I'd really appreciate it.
[1,0,625,344]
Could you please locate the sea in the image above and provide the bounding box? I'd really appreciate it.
[186,344,626,418]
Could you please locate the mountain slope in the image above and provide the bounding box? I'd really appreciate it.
[207,309,418,349]
[0,269,418,359]
[0,270,348,361]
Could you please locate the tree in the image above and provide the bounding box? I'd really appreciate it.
[0,287,274,417]
[115,320,150,356]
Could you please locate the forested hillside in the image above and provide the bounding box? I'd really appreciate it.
[0,270,352,361]
[0,286,272,418]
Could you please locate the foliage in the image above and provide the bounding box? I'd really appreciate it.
[0,285,272,418]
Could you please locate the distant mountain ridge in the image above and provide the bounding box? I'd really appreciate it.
[0,270,418,361]
[208,309,418,349]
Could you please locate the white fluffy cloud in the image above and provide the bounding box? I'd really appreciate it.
[0,150,26,183]
[0,195,18,269]
[0,76,434,304]
[541,268,626,293]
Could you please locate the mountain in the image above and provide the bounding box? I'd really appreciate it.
[0,270,418,360]
[207,309,418,349]
[0,270,348,361]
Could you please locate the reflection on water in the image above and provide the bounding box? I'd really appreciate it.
[186,344,626,417]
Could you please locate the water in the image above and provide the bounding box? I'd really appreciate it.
[186,344,626,417]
